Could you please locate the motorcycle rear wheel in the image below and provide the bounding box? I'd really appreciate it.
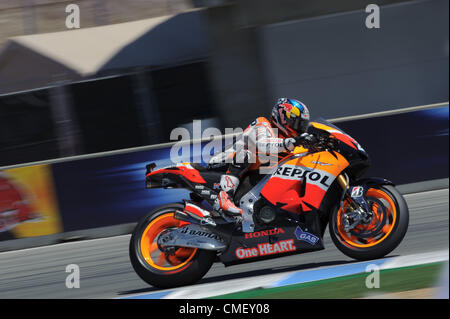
[129,203,217,288]
[329,185,409,261]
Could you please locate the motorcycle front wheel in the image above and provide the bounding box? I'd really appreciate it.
[329,185,409,261]
[129,203,217,288]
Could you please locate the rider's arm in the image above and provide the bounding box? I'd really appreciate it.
[250,124,296,154]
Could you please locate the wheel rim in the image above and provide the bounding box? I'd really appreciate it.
[140,212,197,272]
[336,188,397,248]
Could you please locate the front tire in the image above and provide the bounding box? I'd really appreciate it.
[129,203,217,288]
[329,185,409,261]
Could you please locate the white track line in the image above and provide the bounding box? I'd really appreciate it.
[120,250,449,299]
[381,250,449,270]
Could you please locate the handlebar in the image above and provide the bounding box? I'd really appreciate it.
[296,132,339,152]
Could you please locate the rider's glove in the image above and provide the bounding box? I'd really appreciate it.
[283,138,297,151]
[295,133,317,148]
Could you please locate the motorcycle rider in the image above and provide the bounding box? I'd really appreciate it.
[209,98,316,217]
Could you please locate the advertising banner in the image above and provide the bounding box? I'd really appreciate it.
[337,105,449,185]
[0,164,63,240]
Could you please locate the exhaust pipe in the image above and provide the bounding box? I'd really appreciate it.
[174,210,200,224]
[174,210,216,227]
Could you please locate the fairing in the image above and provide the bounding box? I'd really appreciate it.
[260,151,349,213]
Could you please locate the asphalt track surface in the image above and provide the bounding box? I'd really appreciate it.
[0,189,448,299]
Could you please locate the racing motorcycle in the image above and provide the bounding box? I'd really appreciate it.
[129,118,409,288]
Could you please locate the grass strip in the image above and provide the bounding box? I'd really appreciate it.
[208,262,444,299]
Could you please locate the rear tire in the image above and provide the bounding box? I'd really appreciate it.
[329,185,409,261]
[129,203,217,288]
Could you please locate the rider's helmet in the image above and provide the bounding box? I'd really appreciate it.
[271,98,310,137]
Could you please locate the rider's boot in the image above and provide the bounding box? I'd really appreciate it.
[213,175,242,217]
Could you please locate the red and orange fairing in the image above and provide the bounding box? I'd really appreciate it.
[146,163,206,184]
[260,150,349,214]
[311,122,360,150]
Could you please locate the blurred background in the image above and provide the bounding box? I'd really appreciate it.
[0,0,448,300]
[0,0,448,166]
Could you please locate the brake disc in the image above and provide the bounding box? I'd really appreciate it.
[349,197,387,239]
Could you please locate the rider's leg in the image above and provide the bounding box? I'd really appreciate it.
[214,170,242,216]
[214,150,252,216]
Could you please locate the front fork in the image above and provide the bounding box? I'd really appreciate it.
[336,173,373,231]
